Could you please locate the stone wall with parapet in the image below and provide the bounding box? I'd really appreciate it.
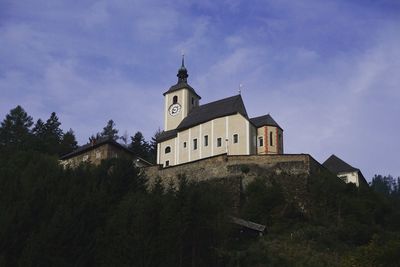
[145,153,324,213]
[145,153,322,187]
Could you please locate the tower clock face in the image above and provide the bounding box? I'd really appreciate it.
[169,103,181,116]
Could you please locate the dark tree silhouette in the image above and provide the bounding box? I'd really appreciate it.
[0,105,33,148]
[129,131,149,160]
[148,128,162,163]
[59,129,78,155]
[42,112,64,154]
[101,119,119,140]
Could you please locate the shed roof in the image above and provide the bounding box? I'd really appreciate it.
[231,216,266,233]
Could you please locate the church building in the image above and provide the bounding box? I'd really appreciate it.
[156,58,284,167]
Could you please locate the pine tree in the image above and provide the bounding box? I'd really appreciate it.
[0,105,33,149]
[101,119,119,140]
[129,131,149,160]
[44,112,63,141]
[32,119,47,151]
[43,112,63,155]
[59,129,78,156]
[149,128,162,163]
[32,119,46,137]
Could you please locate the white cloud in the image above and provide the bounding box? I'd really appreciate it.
[173,16,211,55]
[1,0,399,178]
[82,1,110,29]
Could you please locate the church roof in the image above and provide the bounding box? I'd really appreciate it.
[250,114,283,130]
[156,129,178,143]
[163,82,201,99]
[60,137,134,160]
[177,94,248,130]
[322,154,359,174]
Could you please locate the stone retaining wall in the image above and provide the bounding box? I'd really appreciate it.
[145,153,322,188]
[145,153,325,213]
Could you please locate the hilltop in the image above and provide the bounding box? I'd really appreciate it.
[1,105,400,266]
[1,147,400,266]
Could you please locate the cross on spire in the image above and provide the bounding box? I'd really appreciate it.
[238,84,243,95]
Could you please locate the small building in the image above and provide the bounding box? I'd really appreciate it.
[323,154,367,187]
[231,216,266,237]
[60,137,152,168]
[156,57,284,167]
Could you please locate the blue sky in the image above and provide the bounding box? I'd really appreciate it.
[1,0,399,180]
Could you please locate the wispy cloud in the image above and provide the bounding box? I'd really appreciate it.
[1,0,399,179]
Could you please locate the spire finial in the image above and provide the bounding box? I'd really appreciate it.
[177,53,188,83]
[181,52,185,68]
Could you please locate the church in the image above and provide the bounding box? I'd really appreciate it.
[156,58,284,167]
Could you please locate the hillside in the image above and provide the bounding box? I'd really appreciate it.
[1,147,400,267]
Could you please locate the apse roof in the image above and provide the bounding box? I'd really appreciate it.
[250,114,283,130]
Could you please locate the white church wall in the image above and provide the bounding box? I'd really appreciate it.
[227,114,249,155]
[159,138,176,167]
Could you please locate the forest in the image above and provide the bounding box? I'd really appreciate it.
[1,105,400,266]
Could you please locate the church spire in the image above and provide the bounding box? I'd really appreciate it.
[177,54,188,83]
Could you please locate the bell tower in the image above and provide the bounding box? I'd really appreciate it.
[163,56,201,131]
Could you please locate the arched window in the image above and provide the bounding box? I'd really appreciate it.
[233,134,238,144]
[173,96,178,104]
[217,138,222,147]
[165,146,171,154]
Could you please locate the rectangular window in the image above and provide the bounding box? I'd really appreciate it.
[270,132,273,146]
[193,138,198,150]
[258,137,263,147]
[233,134,238,144]
[183,142,187,148]
[217,138,222,147]
[204,135,208,147]
[165,160,169,167]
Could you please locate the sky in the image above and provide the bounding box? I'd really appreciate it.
[1,0,399,180]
